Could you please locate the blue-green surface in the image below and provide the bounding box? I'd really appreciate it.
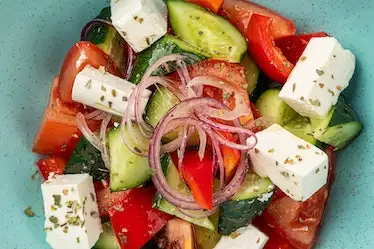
[0,0,372,248]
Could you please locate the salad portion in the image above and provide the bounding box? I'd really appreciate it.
[32,0,362,249]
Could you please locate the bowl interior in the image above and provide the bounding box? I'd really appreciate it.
[0,0,373,248]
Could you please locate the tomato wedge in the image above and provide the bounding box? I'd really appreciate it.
[220,0,296,38]
[172,150,214,210]
[186,0,224,13]
[33,108,81,156]
[109,187,172,249]
[275,32,329,64]
[58,41,121,103]
[94,181,130,218]
[36,157,67,180]
[246,14,294,84]
[48,76,82,115]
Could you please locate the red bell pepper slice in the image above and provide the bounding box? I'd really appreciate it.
[36,157,67,180]
[246,14,294,84]
[275,32,329,64]
[173,150,214,210]
[186,0,224,13]
[109,187,172,249]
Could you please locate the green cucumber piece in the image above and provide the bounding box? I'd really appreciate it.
[311,96,363,150]
[240,54,259,95]
[218,173,274,235]
[167,0,247,62]
[145,86,180,128]
[129,34,206,84]
[93,222,120,249]
[256,88,297,125]
[195,210,222,249]
[64,137,108,181]
[284,116,319,145]
[85,7,127,74]
[108,126,150,191]
[153,155,215,230]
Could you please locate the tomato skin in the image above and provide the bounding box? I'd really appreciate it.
[109,187,172,249]
[186,0,224,13]
[58,41,121,103]
[36,157,67,180]
[94,181,130,218]
[246,14,294,84]
[275,32,329,65]
[220,0,296,38]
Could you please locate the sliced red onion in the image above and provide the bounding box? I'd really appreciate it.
[76,112,101,151]
[188,76,251,120]
[177,125,189,170]
[100,114,112,169]
[125,45,135,80]
[195,126,207,161]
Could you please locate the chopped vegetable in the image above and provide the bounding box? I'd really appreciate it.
[36,157,67,180]
[186,0,224,13]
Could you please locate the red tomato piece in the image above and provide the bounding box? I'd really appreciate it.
[246,14,294,84]
[94,181,130,218]
[275,32,329,64]
[33,108,81,157]
[109,187,172,249]
[58,41,121,103]
[36,157,67,180]
[220,0,296,38]
[250,102,261,119]
[186,0,224,13]
[176,150,214,210]
[253,216,294,249]
[48,76,82,115]
[324,146,336,189]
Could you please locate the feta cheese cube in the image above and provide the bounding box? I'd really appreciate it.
[214,225,268,249]
[279,37,356,118]
[41,174,102,249]
[248,124,328,201]
[72,66,151,117]
[111,0,167,52]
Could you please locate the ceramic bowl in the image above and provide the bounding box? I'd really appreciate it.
[0,0,373,248]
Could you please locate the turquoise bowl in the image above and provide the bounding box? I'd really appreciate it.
[0,0,372,248]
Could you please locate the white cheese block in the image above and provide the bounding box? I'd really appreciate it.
[279,37,356,118]
[248,124,328,201]
[72,66,151,117]
[111,0,167,52]
[41,174,102,249]
[214,225,269,249]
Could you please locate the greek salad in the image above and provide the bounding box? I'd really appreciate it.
[32,0,363,249]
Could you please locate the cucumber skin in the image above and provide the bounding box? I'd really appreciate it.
[129,35,206,84]
[167,0,247,63]
[312,96,363,150]
[218,198,271,236]
[256,88,297,125]
[284,116,319,145]
[64,137,108,181]
[240,54,260,95]
[218,173,274,235]
[93,222,120,249]
[108,128,151,192]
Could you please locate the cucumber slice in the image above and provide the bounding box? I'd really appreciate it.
[240,54,259,95]
[153,155,215,231]
[311,96,363,150]
[129,34,206,84]
[64,137,109,181]
[195,211,222,249]
[93,222,120,249]
[145,86,200,145]
[284,116,319,145]
[218,173,274,236]
[145,86,180,128]
[84,7,127,74]
[108,126,151,192]
[256,88,297,125]
[167,0,247,62]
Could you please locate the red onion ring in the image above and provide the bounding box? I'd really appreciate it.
[76,112,101,151]
[100,114,112,169]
